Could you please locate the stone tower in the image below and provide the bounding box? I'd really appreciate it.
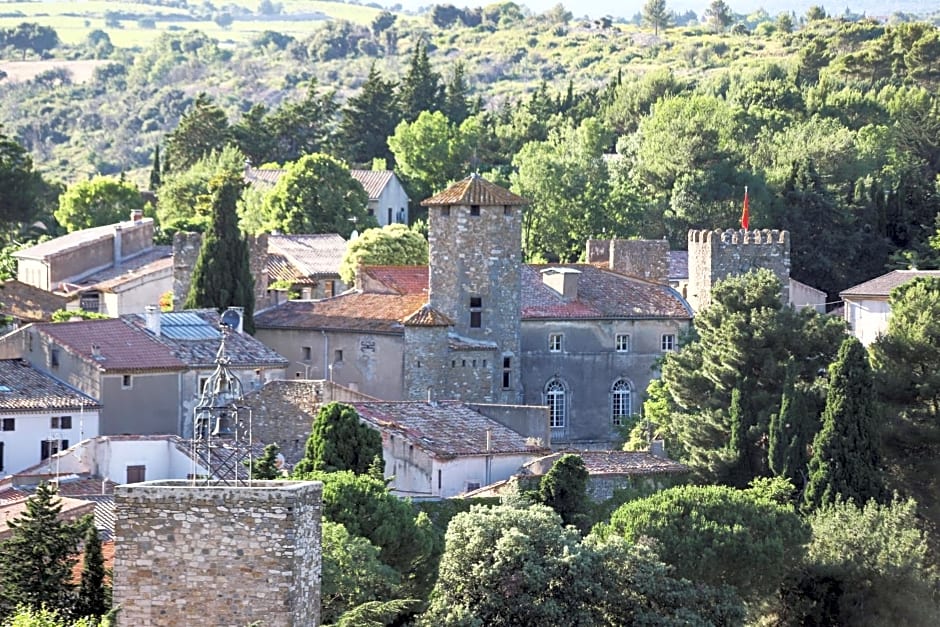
[687,228,790,312]
[113,480,322,627]
[412,174,529,404]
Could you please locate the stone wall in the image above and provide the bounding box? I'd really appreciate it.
[113,480,322,627]
[173,232,269,311]
[687,229,790,312]
[586,239,670,284]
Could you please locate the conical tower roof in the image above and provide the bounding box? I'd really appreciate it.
[421,173,528,207]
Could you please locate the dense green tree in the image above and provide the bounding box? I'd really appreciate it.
[231,104,276,167]
[182,160,255,333]
[339,224,428,285]
[642,0,672,35]
[75,526,109,620]
[704,0,734,32]
[245,443,282,480]
[260,153,372,237]
[780,498,940,626]
[0,484,87,619]
[537,453,590,533]
[6,23,59,60]
[263,79,338,164]
[293,402,382,476]
[163,93,232,174]
[387,111,473,204]
[149,145,161,191]
[157,146,245,236]
[804,337,885,510]
[593,481,809,600]
[768,359,823,490]
[338,65,400,168]
[442,62,471,125]
[422,504,744,626]
[0,128,51,232]
[662,269,845,484]
[371,11,396,36]
[54,176,145,232]
[398,41,443,123]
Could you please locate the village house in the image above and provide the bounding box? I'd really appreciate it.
[266,233,348,301]
[840,269,940,345]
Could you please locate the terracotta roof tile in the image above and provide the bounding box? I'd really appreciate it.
[403,304,453,327]
[268,234,346,279]
[360,266,429,295]
[0,359,100,412]
[255,293,428,334]
[243,167,285,188]
[421,174,528,207]
[522,264,692,319]
[352,401,549,459]
[124,310,288,368]
[0,280,69,322]
[840,270,940,298]
[36,319,185,372]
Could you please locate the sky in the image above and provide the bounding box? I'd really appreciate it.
[380,0,932,20]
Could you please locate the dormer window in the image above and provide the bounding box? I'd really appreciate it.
[470,205,480,216]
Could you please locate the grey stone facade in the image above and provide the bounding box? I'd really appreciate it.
[686,229,790,312]
[113,479,322,627]
[587,238,670,285]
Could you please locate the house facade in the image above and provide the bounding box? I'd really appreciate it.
[256,175,694,448]
[840,270,940,346]
[0,359,101,475]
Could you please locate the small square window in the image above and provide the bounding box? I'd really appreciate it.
[334,349,343,363]
[616,334,630,352]
[302,346,312,361]
[1,418,14,431]
[661,334,676,352]
[441,206,451,217]
[470,205,480,216]
[504,205,512,216]
[122,375,133,389]
[50,416,72,430]
[549,334,562,352]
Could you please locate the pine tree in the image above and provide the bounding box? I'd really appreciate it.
[76,525,109,619]
[245,443,282,480]
[804,337,885,511]
[0,483,87,619]
[183,160,255,333]
[293,403,383,476]
[338,64,400,168]
[442,62,471,125]
[163,93,231,174]
[398,41,442,123]
[642,0,672,35]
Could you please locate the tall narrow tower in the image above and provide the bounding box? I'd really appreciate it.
[418,174,528,403]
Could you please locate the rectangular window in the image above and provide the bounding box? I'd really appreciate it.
[549,333,562,352]
[470,204,480,216]
[440,206,450,217]
[504,205,512,216]
[126,465,146,483]
[80,293,100,313]
[302,346,312,361]
[1,418,14,431]
[199,376,210,393]
[661,334,676,352]
[469,296,482,329]
[324,281,335,298]
[41,439,68,460]
[502,356,511,389]
[0,442,4,473]
[122,375,133,389]
[50,416,72,429]
[616,334,630,352]
[334,349,343,363]
[50,347,59,369]
[438,469,442,490]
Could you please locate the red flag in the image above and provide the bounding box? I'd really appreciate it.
[740,187,750,230]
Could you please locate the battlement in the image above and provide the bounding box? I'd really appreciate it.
[688,229,789,246]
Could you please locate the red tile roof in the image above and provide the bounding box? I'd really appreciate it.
[360,266,429,295]
[0,280,69,322]
[0,359,100,412]
[840,270,940,298]
[36,319,185,372]
[352,401,548,459]
[255,293,429,334]
[421,174,528,207]
[522,264,692,319]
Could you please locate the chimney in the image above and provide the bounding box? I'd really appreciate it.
[113,224,123,266]
[144,305,161,336]
[130,209,143,222]
[540,268,580,300]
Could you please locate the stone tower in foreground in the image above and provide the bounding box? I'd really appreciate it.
[687,228,790,312]
[113,480,322,627]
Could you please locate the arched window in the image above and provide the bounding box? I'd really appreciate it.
[611,379,632,426]
[545,379,567,428]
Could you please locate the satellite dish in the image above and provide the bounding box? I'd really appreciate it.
[221,308,242,330]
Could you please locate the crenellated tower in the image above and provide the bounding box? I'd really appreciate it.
[687,228,790,312]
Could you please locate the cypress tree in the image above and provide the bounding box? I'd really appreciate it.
[76,525,109,619]
[245,443,282,480]
[293,402,383,476]
[769,359,822,490]
[183,162,255,333]
[0,483,86,619]
[149,144,161,191]
[804,337,885,511]
[538,453,590,534]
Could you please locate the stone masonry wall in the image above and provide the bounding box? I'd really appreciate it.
[172,232,269,311]
[113,480,322,627]
[687,229,790,312]
[609,239,669,284]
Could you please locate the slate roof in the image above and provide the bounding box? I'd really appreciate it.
[124,309,288,368]
[668,251,689,281]
[245,166,397,202]
[525,450,688,476]
[421,173,528,207]
[268,234,346,281]
[255,294,427,334]
[59,247,172,294]
[351,401,548,459]
[35,319,185,373]
[0,280,69,322]
[0,359,100,412]
[840,270,940,298]
[360,266,429,295]
[522,264,692,320]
